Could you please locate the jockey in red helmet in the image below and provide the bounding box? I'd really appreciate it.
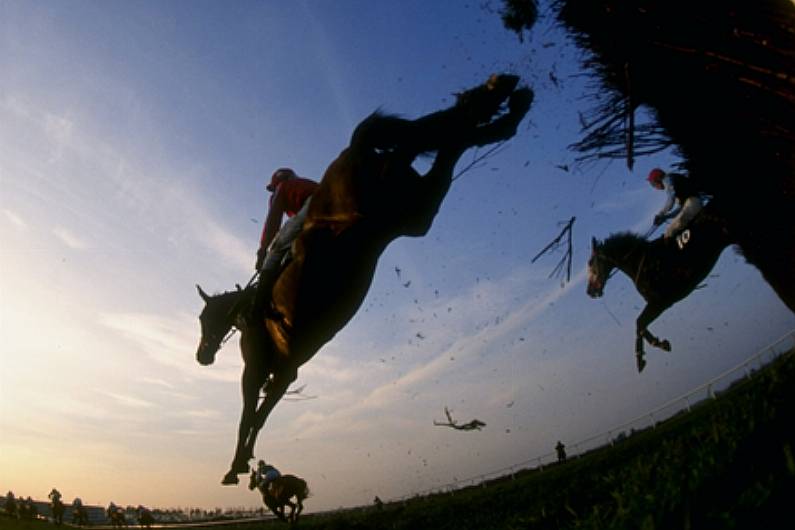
[648,167,703,240]
[249,168,319,323]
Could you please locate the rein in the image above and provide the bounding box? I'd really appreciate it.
[600,225,657,282]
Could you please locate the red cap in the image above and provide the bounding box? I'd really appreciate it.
[267,168,295,192]
[647,168,665,186]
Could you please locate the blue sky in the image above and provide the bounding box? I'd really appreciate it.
[2,0,793,512]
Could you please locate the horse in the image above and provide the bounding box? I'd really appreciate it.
[248,469,309,524]
[586,201,734,372]
[136,506,154,529]
[195,73,533,484]
[108,507,127,529]
[72,504,89,526]
[51,498,65,525]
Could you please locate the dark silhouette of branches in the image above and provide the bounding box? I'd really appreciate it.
[532,216,576,283]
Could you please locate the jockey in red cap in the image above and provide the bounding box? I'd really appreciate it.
[648,167,703,240]
[249,168,319,322]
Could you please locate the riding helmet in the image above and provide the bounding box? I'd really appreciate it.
[267,168,295,191]
[647,168,666,186]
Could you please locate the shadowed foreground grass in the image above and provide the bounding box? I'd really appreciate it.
[3,349,794,530]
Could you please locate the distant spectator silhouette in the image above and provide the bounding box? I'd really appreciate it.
[373,496,383,511]
[4,491,17,517]
[556,440,567,462]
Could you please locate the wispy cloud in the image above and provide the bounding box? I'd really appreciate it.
[3,209,28,230]
[98,311,241,383]
[98,390,156,409]
[53,225,89,249]
[288,267,587,440]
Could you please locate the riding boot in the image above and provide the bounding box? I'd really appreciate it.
[247,268,279,326]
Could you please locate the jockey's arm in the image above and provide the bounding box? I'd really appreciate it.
[260,191,286,253]
[654,178,677,223]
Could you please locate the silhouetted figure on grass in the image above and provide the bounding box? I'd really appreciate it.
[4,491,17,517]
[556,440,567,462]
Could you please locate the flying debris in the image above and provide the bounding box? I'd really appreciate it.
[433,407,486,431]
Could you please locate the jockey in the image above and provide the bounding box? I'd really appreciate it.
[249,168,319,323]
[48,488,62,503]
[648,168,704,240]
[256,459,281,492]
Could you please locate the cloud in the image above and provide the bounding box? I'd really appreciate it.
[288,267,588,440]
[98,311,241,383]
[98,390,156,409]
[53,225,89,249]
[3,209,28,230]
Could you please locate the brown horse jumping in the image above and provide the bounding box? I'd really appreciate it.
[248,470,309,524]
[196,74,532,484]
[586,201,734,372]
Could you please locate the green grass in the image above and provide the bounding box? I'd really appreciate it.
[4,349,794,529]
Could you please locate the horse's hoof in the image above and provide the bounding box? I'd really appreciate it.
[636,356,647,373]
[661,340,671,352]
[509,88,533,115]
[221,472,240,485]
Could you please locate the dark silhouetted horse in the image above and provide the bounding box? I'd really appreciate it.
[196,74,532,484]
[108,507,127,529]
[72,504,89,526]
[587,201,733,372]
[136,506,154,529]
[248,469,309,524]
[51,499,65,525]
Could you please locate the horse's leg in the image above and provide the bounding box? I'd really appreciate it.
[243,367,297,459]
[283,501,296,523]
[635,303,671,372]
[223,359,268,485]
[351,75,526,159]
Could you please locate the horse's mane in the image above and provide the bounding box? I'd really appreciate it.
[600,231,647,254]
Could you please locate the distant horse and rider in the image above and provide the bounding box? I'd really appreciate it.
[136,506,154,529]
[248,468,309,524]
[587,199,734,372]
[107,503,127,529]
[195,74,532,484]
[72,502,89,526]
[49,488,65,525]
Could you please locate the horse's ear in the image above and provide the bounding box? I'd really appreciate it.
[591,237,598,250]
[196,284,210,302]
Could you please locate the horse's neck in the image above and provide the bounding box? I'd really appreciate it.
[604,235,648,278]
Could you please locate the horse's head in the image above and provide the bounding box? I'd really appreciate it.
[195,284,234,366]
[587,237,609,298]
